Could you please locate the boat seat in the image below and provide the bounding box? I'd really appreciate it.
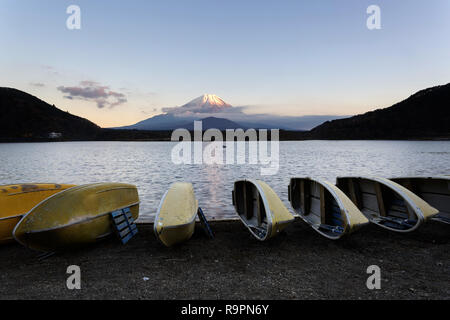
[110,207,138,244]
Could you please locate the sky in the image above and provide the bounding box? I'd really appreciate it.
[1,0,449,127]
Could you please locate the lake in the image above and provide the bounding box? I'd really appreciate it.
[0,140,449,222]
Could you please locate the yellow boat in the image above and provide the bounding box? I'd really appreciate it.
[13,183,139,252]
[0,183,75,244]
[154,182,198,247]
[288,178,369,240]
[336,176,439,232]
[232,179,295,241]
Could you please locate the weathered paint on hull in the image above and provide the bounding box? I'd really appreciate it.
[0,183,75,244]
[257,180,296,238]
[154,182,198,247]
[392,176,450,224]
[288,177,369,240]
[0,216,22,244]
[336,176,439,232]
[233,179,295,241]
[13,183,139,252]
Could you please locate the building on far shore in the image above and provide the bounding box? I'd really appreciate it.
[48,132,62,139]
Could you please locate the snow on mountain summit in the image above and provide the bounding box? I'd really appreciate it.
[181,94,232,112]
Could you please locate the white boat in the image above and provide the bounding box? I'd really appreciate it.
[391,176,450,224]
[336,177,439,232]
[232,179,295,241]
[288,177,369,239]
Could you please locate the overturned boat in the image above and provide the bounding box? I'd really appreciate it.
[288,178,369,240]
[13,183,139,252]
[391,176,450,224]
[154,182,199,247]
[232,180,295,241]
[0,183,75,244]
[336,177,439,232]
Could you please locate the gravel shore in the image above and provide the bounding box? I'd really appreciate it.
[0,219,448,300]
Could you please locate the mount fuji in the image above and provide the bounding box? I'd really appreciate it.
[177,94,232,113]
[118,94,347,131]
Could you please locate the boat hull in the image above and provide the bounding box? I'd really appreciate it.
[336,177,439,232]
[288,178,369,240]
[232,179,295,241]
[154,182,198,247]
[0,183,75,244]
[391,176,450,224]
[13,183,139,252]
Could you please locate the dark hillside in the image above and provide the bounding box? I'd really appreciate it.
[308,83,450,139]
[0,87,100,141]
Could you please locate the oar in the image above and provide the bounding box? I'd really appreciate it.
[197,207,214,239]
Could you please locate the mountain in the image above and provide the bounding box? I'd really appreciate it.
[118,94,235,130]
[241,115,349,131]
[178,117,243,130]
[0,87,100,140]
[119,94,346,131]
[120,113,195,130]
[2,85,448,142]
[307,83,450,139]
[176,94,232,113]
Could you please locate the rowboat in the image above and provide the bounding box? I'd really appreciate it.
[154,182,198,247]
[13,183,139,252]
[0,183,75,244]
[232,179,295,241]
[336,177,439,232]
[391,176,450,224]
[288,178,369,239]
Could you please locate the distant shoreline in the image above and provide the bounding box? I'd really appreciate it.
[1,129,450,143]
[2,138,449,143]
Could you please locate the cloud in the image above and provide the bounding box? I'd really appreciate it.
[159,102,348,130]
[57,81,127,108]
[30,82,45,87]
[41,65,59,76]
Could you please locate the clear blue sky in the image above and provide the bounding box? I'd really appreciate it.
[1,0,449,127]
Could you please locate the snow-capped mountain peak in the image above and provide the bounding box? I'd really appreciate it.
[182,94,232,112]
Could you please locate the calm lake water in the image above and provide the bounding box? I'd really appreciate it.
[0,141,449,222]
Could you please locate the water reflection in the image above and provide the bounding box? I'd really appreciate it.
[0,140,449,222]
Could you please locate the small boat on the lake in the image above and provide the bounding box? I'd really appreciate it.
[0,183,75,244]
[154,182,199,247]
[232,179,295,241]
[391,176,450,224]
[13,183,140,252]
[288,178,369,240]
[336,177,439,232]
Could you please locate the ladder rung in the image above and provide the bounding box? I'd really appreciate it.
[110,207,138,244]
[114,215,126,224]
